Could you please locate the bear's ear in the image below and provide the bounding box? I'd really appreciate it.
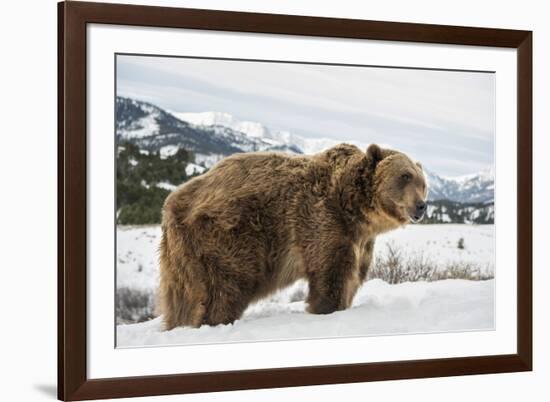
[366,144,384,165]
[416,162,423,170]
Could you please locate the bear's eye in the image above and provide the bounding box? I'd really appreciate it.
[401,173,412,182]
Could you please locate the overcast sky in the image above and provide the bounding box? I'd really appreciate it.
[117,54,495,177]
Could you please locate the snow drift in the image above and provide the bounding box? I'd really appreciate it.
[117,278,494,347]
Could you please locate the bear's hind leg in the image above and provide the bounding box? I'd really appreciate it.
[159,283,206,330]
[158,254,207,330]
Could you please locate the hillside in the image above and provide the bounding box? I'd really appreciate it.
[116,141,204,224]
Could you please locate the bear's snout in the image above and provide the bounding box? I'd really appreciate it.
[411,201,426,222]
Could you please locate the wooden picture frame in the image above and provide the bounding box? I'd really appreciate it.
[58,1,532,400]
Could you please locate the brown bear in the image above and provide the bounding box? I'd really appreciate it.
[158,143,427,329]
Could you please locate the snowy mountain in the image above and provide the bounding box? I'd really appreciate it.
[425,168,494,203]
[173,111,270,139]
[174,110,370,156]
[117,97,494,206]
[116,97,301,160]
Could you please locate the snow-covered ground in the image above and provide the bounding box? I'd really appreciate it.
[116,224,495,347]
[117,279,494,347]
[376,224,495,273]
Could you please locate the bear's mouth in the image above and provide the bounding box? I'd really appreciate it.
[404,202,426,224]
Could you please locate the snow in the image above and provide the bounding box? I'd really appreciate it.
[485,205,494,220]
[375,224,494,273]
[194,153,225,168]
[185,163,206,176]
[117,279,494,347]
[119,112,159,139]
[117,226,162,291]
[156,182,177,191]
[159,145,179,159]
[116,224,495,347]
[174,111,269,139]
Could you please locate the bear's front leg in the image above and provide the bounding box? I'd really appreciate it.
[305,241,360,315]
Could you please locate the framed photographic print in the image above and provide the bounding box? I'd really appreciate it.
[58,1,532,400]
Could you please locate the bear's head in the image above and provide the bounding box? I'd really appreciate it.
[367,144,428,226]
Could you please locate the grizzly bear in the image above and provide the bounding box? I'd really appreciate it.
[158,143,427,329]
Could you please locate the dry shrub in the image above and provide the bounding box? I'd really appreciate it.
[116,287,157,325]
[368,243,494,284]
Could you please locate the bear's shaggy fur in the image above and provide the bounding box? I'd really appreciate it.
[158,144,427,329]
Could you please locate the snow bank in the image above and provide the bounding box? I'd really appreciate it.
[117,278,494,347]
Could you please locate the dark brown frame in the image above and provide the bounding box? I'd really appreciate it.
[58,1,532,400]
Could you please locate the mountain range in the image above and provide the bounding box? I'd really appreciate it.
[116,96,495,207]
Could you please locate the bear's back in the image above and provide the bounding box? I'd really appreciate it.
[202,151,312,197]
[163,145,366,229]
[163,152,314,224]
